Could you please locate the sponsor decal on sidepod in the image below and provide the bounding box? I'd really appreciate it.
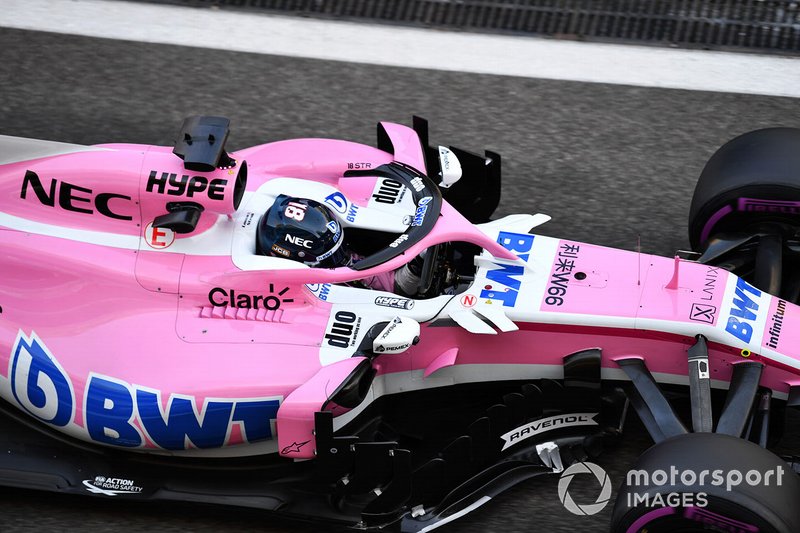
[8,331,281,450]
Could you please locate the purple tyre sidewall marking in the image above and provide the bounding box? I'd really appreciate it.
[625,506,675,533]
[699,197,800,245]
[699,205,732,244]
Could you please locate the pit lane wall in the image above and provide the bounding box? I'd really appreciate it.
[146,0,800,54]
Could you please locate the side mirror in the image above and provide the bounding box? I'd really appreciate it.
[437,146,463,188]
[372,317,420,354]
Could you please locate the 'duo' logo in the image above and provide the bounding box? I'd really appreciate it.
[9,331,74,427]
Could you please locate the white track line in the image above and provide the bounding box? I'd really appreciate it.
[3,0,799,97]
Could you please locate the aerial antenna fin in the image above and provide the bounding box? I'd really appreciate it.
[666,255,681,290]
[637,234,641,286]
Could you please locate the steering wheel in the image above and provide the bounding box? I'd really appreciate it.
[418,244,446,297]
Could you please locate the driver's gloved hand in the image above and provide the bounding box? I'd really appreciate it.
[394,253,425,297]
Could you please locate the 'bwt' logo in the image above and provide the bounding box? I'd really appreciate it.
[10,332,74,427]
[8,331,280,450]
[725,278,762,343]
[480,232,534,307]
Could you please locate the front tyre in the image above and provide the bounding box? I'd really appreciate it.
[688,127,800,251]
[611,433,800,533]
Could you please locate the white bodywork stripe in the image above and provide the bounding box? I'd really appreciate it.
[0,210,140,249]
[0,0,798,97]
[0,134,109,165]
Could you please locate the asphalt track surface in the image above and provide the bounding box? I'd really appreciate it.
[0,25,799,533]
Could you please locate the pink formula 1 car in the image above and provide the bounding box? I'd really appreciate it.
[1,117,800,532]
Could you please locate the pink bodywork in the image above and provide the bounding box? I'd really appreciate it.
[1,123,799,460]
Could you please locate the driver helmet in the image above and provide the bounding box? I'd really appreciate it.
[256,195,347,267]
